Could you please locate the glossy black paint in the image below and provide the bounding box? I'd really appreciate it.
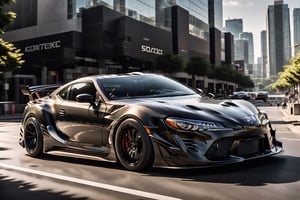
[19,73,283,171]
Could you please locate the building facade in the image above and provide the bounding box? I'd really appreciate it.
[294,8,300,55]
[240,32,254,65]
[240,32,254,75]
[225,18,243,40]
[1,0,240,106]
[208,0,224,67]
[261,30,267,78]
[234,39,248,74]
[225,18,254,77]
[3,0,220,104]
[266,0,291,77]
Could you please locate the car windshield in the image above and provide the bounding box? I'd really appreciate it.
[97,74,196,100]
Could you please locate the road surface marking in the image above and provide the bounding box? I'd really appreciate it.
[0,163,182,200]
[279,137,300,141]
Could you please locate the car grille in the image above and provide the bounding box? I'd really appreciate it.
[206,136,268,160]
[235,137,264,157]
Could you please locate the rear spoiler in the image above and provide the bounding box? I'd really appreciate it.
[20,84,61,101]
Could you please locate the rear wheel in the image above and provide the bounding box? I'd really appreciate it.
[115,118,154,171]
[24,117,44,157]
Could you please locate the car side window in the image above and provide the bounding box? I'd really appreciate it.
[57,87,69,100]
[58,82,96,101]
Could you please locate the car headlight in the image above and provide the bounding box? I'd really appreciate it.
[165,117,225,131]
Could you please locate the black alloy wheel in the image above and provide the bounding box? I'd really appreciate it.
[115,118,154,171]
[24,117,44,157]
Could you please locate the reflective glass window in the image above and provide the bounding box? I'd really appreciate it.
[124,0,156,26]
[155,0,172,30]
[176,0,209,40]
[69,0,114,18]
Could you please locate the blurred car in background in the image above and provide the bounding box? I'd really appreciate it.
[256,92,268,102]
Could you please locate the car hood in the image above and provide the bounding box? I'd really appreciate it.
[116,95,261,127]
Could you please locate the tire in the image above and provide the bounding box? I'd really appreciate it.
[115,118,154,171]
[24,117,44,157]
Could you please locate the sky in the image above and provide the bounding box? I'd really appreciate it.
[223,0,300,62]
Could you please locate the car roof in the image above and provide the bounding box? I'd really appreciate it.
[73,72,154,82]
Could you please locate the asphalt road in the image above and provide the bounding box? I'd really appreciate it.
[1,106,300,200]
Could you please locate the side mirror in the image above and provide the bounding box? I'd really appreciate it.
[76,93,94,105]
[207,93,215,99]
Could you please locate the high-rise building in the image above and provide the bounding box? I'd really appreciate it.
[294,8,300,55]
[224,32,234,65]
[225,18,243,40]
[240,32,254,65]
[225,18,255,76]
[234,39,248,64]
[208,0,223,66]
[261,31,267,78]
[255,57,263,79]
[240,32,254,75]
[209,0,223,31]
[267,0,291,77]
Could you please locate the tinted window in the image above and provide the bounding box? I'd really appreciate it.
[97,74,195,100]
[58,87,69,100]
[58,82,96,101]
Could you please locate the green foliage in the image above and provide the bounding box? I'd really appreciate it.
[0,38,24,70]
[185,55,210,77]
[155,52,183,74]
[213,64,254,88]
[0,0,16,33]
[271,51,300,91]
[0,0,24,72]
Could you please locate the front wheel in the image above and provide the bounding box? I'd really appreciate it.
[115,118,154,171]
[23,117,44,157]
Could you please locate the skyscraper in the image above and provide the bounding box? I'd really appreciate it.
[240,32,254,65]
[225,18,243,40]
[267,0,291,77]
[234,39,248,64]
[261,31,267,78]
[294,8,300,55]
[208,0,223,66]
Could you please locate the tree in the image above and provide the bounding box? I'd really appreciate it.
[155,52,183,75]
[0,0,24,72]
[214,64,233,82]
[185,55,210,88]
[213,64,254,89]
[271,51,300,91]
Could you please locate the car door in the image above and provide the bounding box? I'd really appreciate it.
[55,81,105,147]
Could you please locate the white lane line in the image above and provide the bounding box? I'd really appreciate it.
[0,163,181,200]
[278,138,300,141]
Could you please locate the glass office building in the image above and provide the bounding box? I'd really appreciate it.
[175,0,209,39]
[267,0,291,77]
[294,8,300,55]
[225,18,243,39]
[67,0,208,39]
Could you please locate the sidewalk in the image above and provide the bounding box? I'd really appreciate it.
[280,103,300,123]
[279,104,300,134]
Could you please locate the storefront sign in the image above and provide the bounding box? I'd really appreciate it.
[141,45,163,55]
[25,40,61,53]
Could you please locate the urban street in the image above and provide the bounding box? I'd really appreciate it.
[0,106,300,200]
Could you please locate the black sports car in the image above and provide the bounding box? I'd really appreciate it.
[19,73,283,171]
